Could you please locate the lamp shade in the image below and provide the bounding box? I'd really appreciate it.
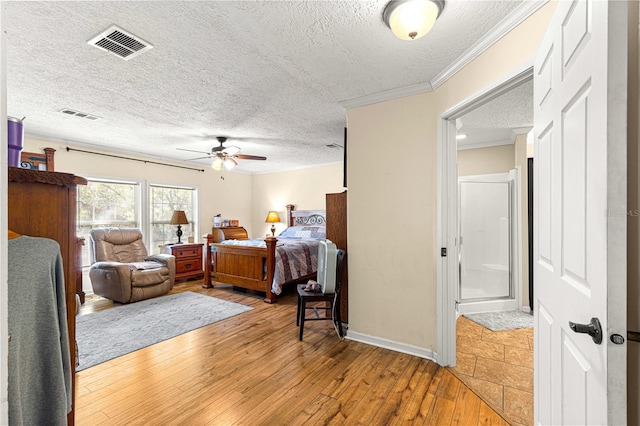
[170,210,189,225]
[265,211,280,223]
[383,0,444,41]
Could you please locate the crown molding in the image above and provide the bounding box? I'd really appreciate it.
[457,139,513,151]
[430,0,548,90]
[511,126,533,141]
[339,0,547,110]
[338,81,432,109]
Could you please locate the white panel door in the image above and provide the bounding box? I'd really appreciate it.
[533,0,627,424]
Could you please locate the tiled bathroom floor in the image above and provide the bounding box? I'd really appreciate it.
[449,316,534,426]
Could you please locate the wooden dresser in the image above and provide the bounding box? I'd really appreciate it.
[203,226,249,288]
[209,226,248,243]
[326,191,348,323]
[8,167,87,425]
[165,243,204,282]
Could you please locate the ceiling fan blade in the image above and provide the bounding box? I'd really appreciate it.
[236,154,267,161]
[185,155,212,161]
[177,147,210,155]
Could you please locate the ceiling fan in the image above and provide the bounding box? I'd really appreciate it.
[178,136,267,171]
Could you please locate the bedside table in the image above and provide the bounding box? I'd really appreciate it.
[165,243,204,282]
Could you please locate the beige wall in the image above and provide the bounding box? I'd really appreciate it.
[21,136,253,240]
[251,163,344,237]
[346,3,556,350]
[21,136,344,243]
[628,1,639,424]
[457,144,514,176]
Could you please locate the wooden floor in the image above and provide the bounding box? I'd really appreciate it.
[76,281,509,425]
[449,316,534,426]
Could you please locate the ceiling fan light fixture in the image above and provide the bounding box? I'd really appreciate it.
[383,0,444,41]
[224,157,237,170]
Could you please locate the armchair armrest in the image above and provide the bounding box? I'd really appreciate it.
[145,253,174,266]
[145,254,176,284]
[91,261,132,276]
[89,262,133,302]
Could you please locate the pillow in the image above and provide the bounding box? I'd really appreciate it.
[279,225,326,239]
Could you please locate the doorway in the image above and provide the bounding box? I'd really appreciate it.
[437,64,534,424]
[458,171,520,314]
[438,63,534,366]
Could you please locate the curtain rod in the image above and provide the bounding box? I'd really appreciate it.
[65,147,205,172]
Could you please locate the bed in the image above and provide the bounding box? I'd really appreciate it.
[203,205,326,303]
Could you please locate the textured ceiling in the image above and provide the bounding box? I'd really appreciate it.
[6,0,526,173]
[457,79,533,148]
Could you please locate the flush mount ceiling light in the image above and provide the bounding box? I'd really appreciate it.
[383,0,444,41]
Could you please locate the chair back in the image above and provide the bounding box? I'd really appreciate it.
[89,228,149,264]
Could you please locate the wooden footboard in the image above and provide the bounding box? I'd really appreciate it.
[204,237,278,303]
[219,237,277,303]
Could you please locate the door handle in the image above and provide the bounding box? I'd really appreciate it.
[569,317,602,344]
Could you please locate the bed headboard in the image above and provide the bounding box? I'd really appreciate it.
[286,204,326,227]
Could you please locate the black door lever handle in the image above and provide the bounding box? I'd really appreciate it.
[569,317,602,344]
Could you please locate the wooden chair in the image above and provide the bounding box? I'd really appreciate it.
[296,249,345,340]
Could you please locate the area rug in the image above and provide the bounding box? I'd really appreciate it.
[76,292,252,371]
[463,310,533,331]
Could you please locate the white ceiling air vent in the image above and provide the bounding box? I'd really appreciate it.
[87,25,153,61]
[59,108,101,121]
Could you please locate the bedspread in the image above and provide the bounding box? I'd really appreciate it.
[219,238,320,294]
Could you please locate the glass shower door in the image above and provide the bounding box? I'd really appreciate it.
[459,178,512,301]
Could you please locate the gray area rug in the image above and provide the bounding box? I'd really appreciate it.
[463,310,533,331]
[76,292,252,371]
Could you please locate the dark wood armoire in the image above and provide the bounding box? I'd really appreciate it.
[326,191,348,323]
[8,167,87,425]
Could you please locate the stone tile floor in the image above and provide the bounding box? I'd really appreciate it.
[449,316,534,426]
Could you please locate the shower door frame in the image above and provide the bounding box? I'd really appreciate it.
[456,171,521,314]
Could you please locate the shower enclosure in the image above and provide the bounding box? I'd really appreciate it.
[458,171,520,314]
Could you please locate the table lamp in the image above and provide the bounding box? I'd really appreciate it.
[265,211,280,236]
[170,210,189,244]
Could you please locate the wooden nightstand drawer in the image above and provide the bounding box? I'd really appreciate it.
[166,243,204,282]
[176,258,201,274]
[174,247,200,258]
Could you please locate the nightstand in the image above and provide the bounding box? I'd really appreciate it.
[165,243,204,282]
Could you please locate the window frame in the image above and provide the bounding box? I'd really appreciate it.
[147,180,200,252]
[77,175,200,252]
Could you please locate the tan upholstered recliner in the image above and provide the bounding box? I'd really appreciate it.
[88,228,175,303]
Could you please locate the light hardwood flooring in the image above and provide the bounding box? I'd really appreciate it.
[449,316,534,426]
[76,281,510,425]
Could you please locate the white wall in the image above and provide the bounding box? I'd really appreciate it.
[627,2,640,423]
[346,3,556,351]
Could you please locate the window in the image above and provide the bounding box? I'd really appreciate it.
[77,179,140,267]
[149,184,197,251]
[77,178,199,294]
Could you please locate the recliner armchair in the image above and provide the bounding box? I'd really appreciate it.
[88,228,175,303]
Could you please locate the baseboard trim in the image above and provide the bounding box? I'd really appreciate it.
[346,331,438,363]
